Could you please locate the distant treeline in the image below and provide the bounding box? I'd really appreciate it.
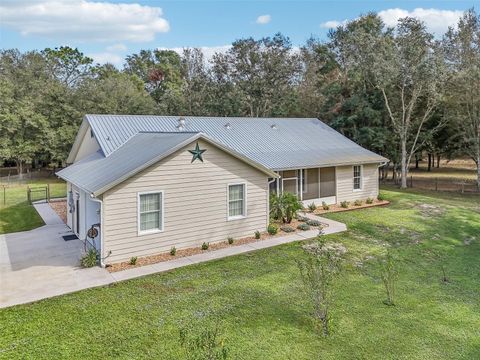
[0,10,478,188]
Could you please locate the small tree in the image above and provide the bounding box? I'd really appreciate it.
[380,250,398,306]
[297,237,344,336]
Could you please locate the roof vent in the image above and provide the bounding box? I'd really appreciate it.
[224,123,231,129]
[177,117,186,131]
[270,124,278,130]
[106,136,111,141]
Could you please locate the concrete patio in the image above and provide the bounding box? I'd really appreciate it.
[0,204,346,308]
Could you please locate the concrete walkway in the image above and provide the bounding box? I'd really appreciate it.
[1,210,346,308]
[33,201,65,225]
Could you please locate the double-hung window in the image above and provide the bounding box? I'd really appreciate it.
[138,192,163,234]
[353,165,362,190]
[228,184,246,220]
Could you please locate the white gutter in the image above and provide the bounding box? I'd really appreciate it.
[90,194,106,268]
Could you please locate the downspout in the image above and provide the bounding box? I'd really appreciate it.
[267,177,276,226]
[90,194,106,268]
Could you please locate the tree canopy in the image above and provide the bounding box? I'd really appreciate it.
[0,9,479,188]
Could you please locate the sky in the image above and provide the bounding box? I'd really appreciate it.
[0,0,476,66]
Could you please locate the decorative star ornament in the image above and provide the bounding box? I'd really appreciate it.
[188,142,206,163]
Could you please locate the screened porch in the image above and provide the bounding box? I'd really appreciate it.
[269,167,337,205]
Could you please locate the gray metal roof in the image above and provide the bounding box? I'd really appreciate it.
[58,132,277,196]
[85,115,387,170]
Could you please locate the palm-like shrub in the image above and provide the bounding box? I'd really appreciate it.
[269,192,303,224]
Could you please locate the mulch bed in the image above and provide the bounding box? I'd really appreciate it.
[107,218,319,273]
[312,200,390,215]
[106,200,389,273]
[49,200,67,223]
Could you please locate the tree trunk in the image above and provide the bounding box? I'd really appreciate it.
[427,153,432,172]
[477,151,480,191]
[437,154,440,168]
[401,139,407,189]
[16,160,24,180]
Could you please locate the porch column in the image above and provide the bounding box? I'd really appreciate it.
[276,171,280,194]
[299,169,303,200]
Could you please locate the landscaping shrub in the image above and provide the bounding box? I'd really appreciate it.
[366,197,374,204]
[280,225,295,233]
[297,223,310,231]
[340,201,349,208]
[269,192,303,223]
[267,224,278,235]
[227,237,234,244]
[254,230,261,239]
[80,248,97,268]
[377,193,385,201]
[297,215,309,222]
[129,256,137,265]
[322,201,330,210]
[308,202,317,212]
[354,199,362,206]
[306,219,322,227]
[170,246,177,256]
[202,242,209,250]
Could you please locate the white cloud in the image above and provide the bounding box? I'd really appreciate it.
[158,45,232,61]
[88,52,124,66]
[0,0,170,43]
[320,8,464,35]
[106,44,128,52]
[378,8,463,34]
[320,20,347,29]
[256,14,271,25]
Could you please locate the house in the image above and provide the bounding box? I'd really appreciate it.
[57,115,387,265]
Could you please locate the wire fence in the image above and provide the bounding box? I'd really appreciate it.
[0,167,63,185]
[381,176,479,193]
[0,183,67,207]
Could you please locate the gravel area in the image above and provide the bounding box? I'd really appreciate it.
[48,200,67,223]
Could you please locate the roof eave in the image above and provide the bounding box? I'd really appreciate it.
[66,118,89,164]
[271,158,389,172]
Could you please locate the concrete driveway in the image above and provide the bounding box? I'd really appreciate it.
[0,203,112,308]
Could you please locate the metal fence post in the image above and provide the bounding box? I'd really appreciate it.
[27,186,30,204]
[410,176,413,188]
[47,184,50,202]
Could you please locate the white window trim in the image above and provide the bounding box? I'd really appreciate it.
[353,165,363,191]
[137,190,164,236]
[227,182,247,221]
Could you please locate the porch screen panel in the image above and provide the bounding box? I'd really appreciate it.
[320,167,336,197]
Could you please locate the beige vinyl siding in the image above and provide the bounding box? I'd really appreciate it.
[102,139,269,263]
[336,164,379,202]
[74,125,100,162]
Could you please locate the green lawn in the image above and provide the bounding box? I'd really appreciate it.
[0,188,479,359]
[0,179,66,234]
